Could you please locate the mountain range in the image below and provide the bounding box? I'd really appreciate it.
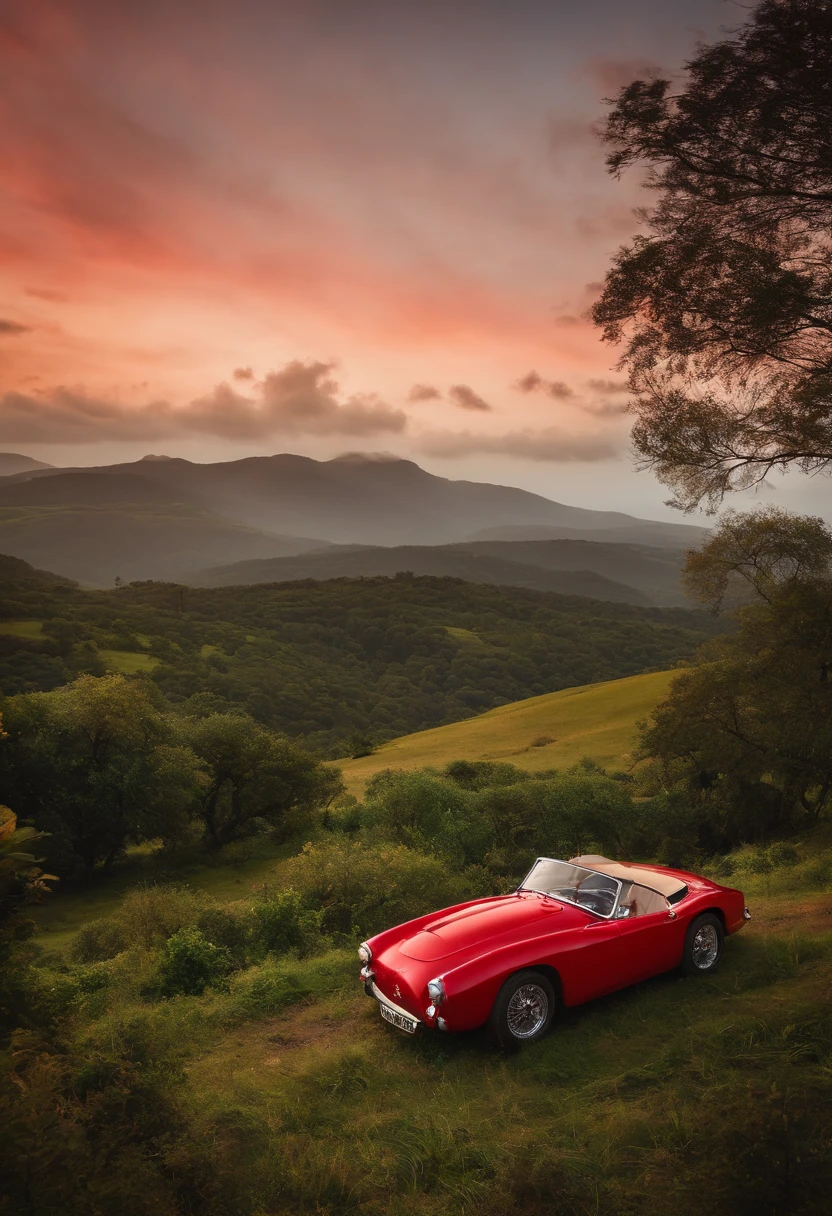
[0,451,708,598]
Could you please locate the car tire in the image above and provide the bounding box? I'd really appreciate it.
[681,913,724,976]
[487,970,556,1049]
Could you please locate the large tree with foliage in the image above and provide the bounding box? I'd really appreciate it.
[592,0,832,509]
[0,675,202,876]
[639,510,832,845]
[182,712,341,847]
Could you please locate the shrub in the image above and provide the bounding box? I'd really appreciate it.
[117,884,206,949]
[71,916,129,962]
[156,927,232,997]
[248,888,324,960]
[287,838,485,937]
[362,769,491,867]
[195,906,249,967]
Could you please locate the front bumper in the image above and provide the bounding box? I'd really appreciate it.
[366,978,422,1035]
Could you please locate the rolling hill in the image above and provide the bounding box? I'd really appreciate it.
[194,546,653,604]
[1,560,718,751]
[0,501,328,586]
[195,537,689,606]
[334,669,676,793]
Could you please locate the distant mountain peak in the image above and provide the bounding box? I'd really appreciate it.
[0,452,54,477]
[139,453,175,462]
[328,451,407,464]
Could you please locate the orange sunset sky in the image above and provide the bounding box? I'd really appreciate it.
[2,0,828,520]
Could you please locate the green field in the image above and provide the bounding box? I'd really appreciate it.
[99,648,160,674]
[337,668,677,794]
[0,618,45,638]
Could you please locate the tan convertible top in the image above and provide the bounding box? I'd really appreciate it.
[569,855,687,899]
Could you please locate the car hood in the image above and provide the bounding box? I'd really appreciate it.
[398,893,565,962]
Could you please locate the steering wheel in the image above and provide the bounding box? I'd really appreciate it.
[575,890,615,916]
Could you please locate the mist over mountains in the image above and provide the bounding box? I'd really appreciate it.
[0,451,707,599]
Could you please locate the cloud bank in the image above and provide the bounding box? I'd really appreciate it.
[0,361,407,444]
[419,427,618,462]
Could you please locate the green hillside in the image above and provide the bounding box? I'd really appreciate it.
[337,668,676,793]
[0,560,722,753]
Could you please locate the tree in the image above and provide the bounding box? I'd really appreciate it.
[0,675,201,877]
[639,511,832,844]
[592,0,832,508]
[182,712,341,847]
[682,506,832,611]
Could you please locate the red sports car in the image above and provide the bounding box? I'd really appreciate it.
[358,855,750,1047]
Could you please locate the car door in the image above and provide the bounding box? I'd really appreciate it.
[613,883,686,982]
[546,915,625,1005]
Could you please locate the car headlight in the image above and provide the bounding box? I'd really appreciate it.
[358,942,372,965]
[427,977,446,1006]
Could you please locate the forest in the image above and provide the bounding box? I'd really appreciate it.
[0,557,722,755]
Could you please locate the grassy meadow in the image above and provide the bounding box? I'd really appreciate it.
[15,829,832,1216]
[337,669,676,794]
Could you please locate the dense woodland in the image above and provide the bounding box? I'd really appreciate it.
[0,557,722,755]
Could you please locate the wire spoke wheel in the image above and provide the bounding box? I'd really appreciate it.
[506,983,548,1039]
[692,923,719,969]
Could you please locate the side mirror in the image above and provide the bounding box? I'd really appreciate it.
[615,905,632,919]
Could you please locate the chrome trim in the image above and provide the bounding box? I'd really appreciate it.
[743,907,752,921]
[369,981,421,1027]
[518,856,623,920]
[427,977,446,1005]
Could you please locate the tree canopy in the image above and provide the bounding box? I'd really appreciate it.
[592,0,832,508]
[639,510,832,842]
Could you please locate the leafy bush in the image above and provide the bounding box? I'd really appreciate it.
[117,884,206,949]
[71,916,129,963]
[195,905,250,967]
[156,927,232,996]
[248,888,324,960]
[362,769,490,867]
[287,838,486,936]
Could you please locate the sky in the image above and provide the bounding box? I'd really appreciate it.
[2,0,828,522]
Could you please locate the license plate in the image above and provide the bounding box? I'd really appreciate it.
[379,1001,418,1034]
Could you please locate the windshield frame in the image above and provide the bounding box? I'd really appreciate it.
[517,856,623,920]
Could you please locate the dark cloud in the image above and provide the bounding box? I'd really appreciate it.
[407,383,441,403]
[232,366,254,380]
[418,427,618,462]
[449,384,491,412]
[553,314,580,327]
[587,378,629,394]
[514,370,574,400]
[0,360,407,443]
[584,57,665,97]
[0,319,31,335]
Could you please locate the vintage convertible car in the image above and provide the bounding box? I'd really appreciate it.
[358,854,750,1047]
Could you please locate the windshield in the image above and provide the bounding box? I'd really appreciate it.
[519,858,621,919]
